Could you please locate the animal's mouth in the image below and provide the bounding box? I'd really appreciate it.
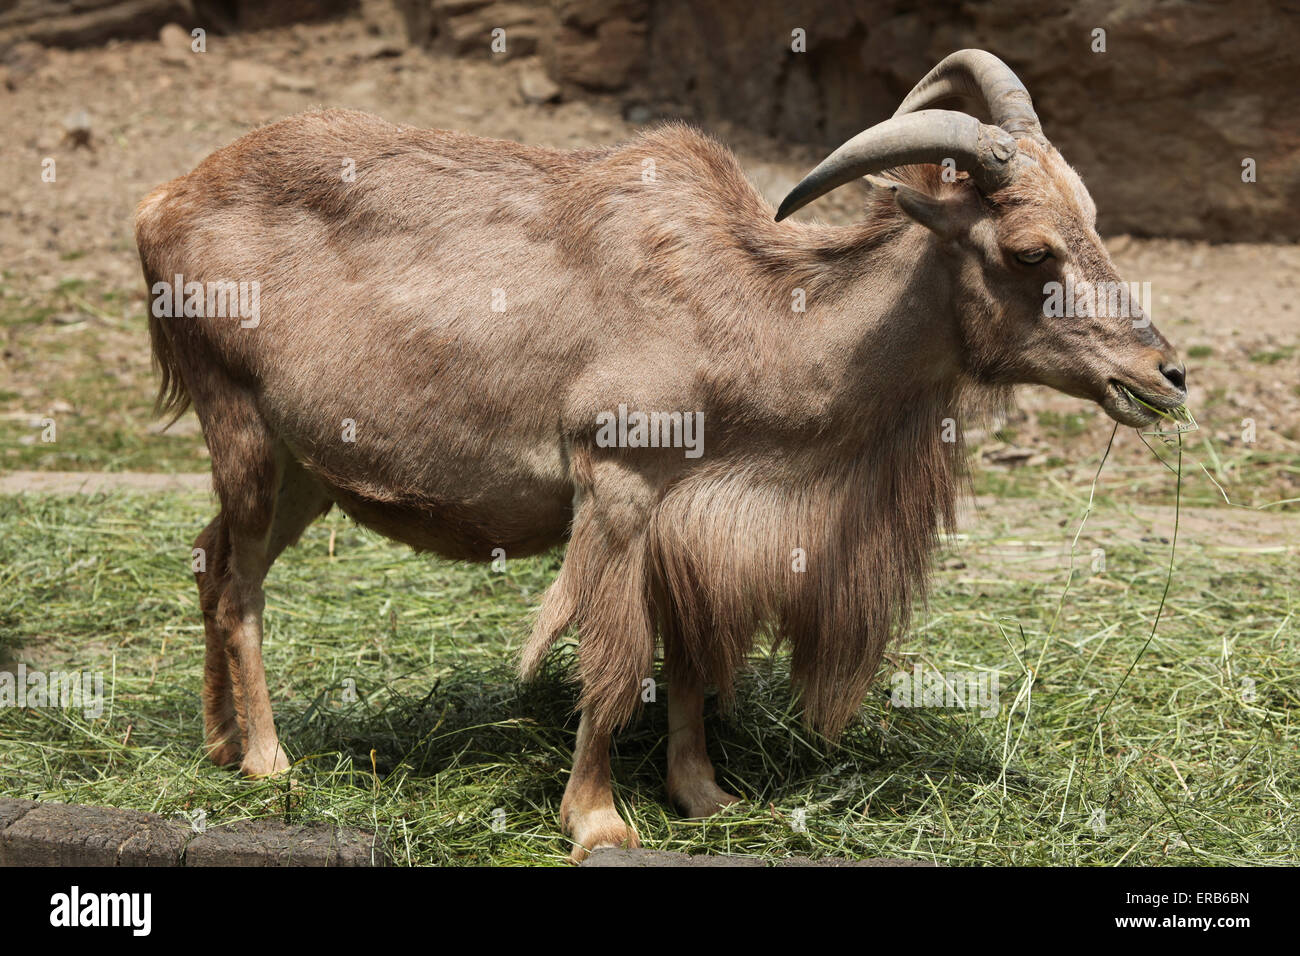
[1103,379,1184,428]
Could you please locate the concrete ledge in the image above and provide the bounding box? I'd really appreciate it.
[1,799,927,867]
[0,798,386,867]
[0,799,39,832]
[184,819,384,867]
[581,848,936,867]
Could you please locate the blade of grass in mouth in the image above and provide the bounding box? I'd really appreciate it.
[1117,383,1197,433]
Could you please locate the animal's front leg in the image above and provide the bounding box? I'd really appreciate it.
[666,672,740,818]
[561,711,639,863]
[529,450,659,860]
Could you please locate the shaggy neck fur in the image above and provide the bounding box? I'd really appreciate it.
[648,377,984,739]
[525,129,1008,737]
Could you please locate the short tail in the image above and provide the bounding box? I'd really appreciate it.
[147,302,191,424]
[135,188,191,424]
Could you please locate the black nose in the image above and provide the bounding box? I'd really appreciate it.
[1160,362,1186,392]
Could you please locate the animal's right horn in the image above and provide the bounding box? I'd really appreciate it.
[893,49,1047,147]
[774,109,1019,222]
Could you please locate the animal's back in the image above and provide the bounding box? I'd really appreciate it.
[135,110,612,557]
[134,109,784,558]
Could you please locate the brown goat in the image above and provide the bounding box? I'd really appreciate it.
[134,51,1185,861]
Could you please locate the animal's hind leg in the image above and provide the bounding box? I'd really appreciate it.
[196,383,331,778]
[266,455,333,565]
[213,445,282,777]
[196,455,330,771]
[196,515,238,766]
[227,451,332,777]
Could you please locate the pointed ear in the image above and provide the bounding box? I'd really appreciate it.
[865,175,970,241]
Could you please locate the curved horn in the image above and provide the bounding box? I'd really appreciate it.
[773,109,1018,222]
[893,49,1046,146]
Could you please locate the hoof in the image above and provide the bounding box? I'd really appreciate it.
[564,805,640,864]
[240,743,291,778]
[205,738,242,768]
[670,778,741,819]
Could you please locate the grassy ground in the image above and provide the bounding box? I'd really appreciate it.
[1,462,1295,865]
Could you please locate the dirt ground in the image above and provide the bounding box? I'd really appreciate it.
[2,17,1298,508]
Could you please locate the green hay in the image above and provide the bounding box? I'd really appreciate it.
[0,483,1294,866]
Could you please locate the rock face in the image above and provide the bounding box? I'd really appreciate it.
[0,0,195,48]
[3,0,1295,240]
[651,0,1300,241]
[395,0,554,59]
[546,0,646,90]
[397,0,1299,242]
[0,0,357,50]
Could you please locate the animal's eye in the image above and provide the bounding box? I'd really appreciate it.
[1015,249,1050,265]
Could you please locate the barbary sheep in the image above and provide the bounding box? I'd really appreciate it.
[134,50,1186,861]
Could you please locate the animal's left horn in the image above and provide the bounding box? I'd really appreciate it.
[893,49,1047,147]
[774,109,1018,221]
